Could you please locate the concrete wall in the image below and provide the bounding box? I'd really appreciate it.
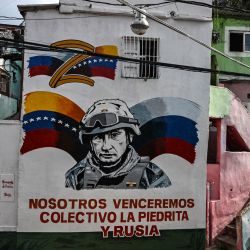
[222,82,250,113]
[210,152,250,239]
[241,206,250,250]
[222,82,250,103]
[207,164,220,200]
[208,86,250,239]
[212,16,250,78]
[0,95,17,119]
[0,0,212,248]
[0,120,20,231]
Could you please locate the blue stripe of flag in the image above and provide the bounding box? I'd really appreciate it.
[22,110,80,134]
[28,56,63,68]
[82,56,117,69]
[132,115,198,149]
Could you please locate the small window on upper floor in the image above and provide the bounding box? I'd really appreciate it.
[0,74,10,96]
[121,36,160,79]
[229,31,250,52]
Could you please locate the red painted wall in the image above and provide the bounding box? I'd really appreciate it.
[208,91,250,240]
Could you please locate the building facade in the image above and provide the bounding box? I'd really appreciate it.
[0,23,23,120]
[212,10,250,111]
[0,1,212,249]
[206,6,250,249]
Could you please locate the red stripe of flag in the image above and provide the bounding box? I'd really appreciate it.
[21,128,87,161]
[90,67,115,80]
[29,66,51,77]
[138,137,196,164]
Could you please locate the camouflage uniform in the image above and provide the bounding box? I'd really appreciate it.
[65,99,171,190]
[65,146,171,189]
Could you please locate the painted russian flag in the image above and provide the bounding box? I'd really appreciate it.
[20,91,87,161]
[28,56,64,77]
[21,95,200,165]
[131,97,200,164]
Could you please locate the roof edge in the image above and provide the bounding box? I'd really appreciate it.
[18,3,59,16]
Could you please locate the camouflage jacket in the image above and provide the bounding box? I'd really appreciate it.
[65,146,171,189]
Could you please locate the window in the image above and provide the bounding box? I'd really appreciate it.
[226,126,249,152]
[0,74,9,96]
[207,119,218,164]
[121,36,159,79]
[229,31,250,52]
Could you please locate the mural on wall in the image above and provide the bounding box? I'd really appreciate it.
[28,39,118,87]
[21,94,200,189]
[20,91,86,161]
[65,98,172,190]
[18,38,205,237]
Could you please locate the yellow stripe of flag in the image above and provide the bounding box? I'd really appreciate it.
[24,91,85,122]
[95,45,118,56]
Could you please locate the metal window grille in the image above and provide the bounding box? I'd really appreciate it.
[0,75,9,95]
[0,81,7,93]
[121,36,160,79]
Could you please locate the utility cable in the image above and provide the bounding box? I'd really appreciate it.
[0,15,22,20]
[0,1,249,21]
[1,0,250,21]
[1,37,250,78]
[82,0,250,14]
[0,12,133,21]
[167,0,250,14]
[116,0,250,72]
[81,0,171,7]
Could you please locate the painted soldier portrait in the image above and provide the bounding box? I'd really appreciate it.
[65,99,171,189]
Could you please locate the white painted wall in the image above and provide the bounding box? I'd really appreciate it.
[0,0,212,232]
[0,121,20,231]
[22,0,212,110]
[0,95,17,119]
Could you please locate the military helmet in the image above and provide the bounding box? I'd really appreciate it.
[80,99,141,135]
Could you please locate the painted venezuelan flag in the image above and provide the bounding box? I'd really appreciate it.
[131,97,200,164]
[28,44,118,80]
[20,91,87,161]
[21,94,200,165]
[67,56,117,80]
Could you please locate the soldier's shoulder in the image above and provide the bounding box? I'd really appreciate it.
[143,161,172,188]
[65,158,87,178]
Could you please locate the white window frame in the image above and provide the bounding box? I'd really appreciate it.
[244,32,250,52]
[225,26,250,57]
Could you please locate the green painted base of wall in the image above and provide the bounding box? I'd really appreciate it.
[0,229,205,250]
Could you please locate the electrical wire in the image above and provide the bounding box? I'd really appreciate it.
[82,0,124,6]
[167,0,250,13]
[0,12,133,21]
[116,0,250,72]
[1,37,250,78]
[82,0,250,14]
[144,2,174,11]
[0,15,22,20]
[81,0,172,7]
[0,0,250,21]
[1,1,250,74]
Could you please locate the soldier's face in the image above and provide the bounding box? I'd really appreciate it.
[91,128,128,165]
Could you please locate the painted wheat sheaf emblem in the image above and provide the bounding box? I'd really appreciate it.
[27,39,118,87]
